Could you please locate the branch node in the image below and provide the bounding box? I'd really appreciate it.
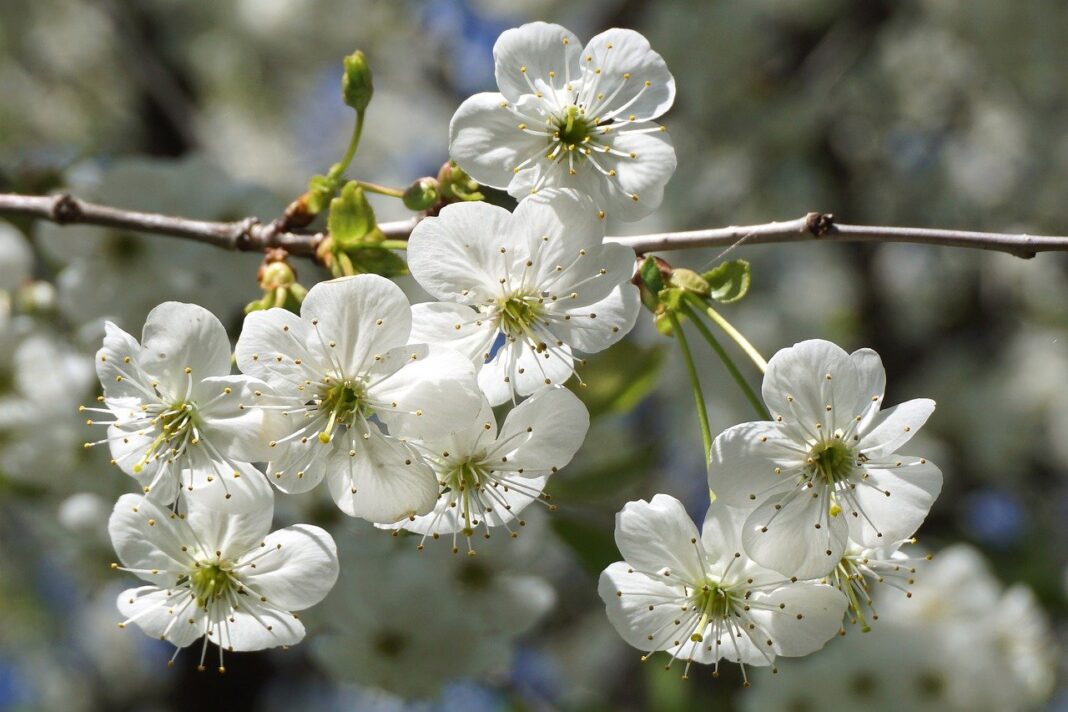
[52,194,82,224]
[804,212,835,237]
[232,217,261,250]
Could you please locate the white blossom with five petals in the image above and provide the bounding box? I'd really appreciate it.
[108,492,338,670]
[406,190,639,405]
[450,22,677,221]
[709,339,943,580]
[599,495,847,682]
[88,302,275,510]
[234,275,483,524]
[380,386,589,553]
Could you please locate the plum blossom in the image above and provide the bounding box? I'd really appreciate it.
[406,189,639,405]
[709,340,942,579]
[381,386,589,553]
[599,495,846,682]
[450,22,677,221]
[108,492,338,670]
[234,275,483,523]
[86,302,275,510]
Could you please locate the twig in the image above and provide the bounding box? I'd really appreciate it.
[2,194,1065,260]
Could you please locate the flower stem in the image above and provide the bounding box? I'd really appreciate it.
[377,239,408,250]
[684,292,768,373]
[667,311,713,466]
[330,111,366,179]
[356,181,405,199]
[680,301,770,421]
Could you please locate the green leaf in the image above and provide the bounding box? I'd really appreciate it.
[639,256,664,294]
[702,259,751,303]
[306,174,340,214]
[550,515,619,576]
[328,181,376,247]
[668,268,710,295]
[346,246,408,278]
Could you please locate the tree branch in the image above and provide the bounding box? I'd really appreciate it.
[2,193,1064,260]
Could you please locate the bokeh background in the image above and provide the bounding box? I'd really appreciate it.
[1,0,1066,710]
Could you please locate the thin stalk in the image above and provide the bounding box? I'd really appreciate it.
[357,181,405,199]
[376,239,408,250]
[684,292,768,373]
[679,301,770,421]
[667,311,713,465]
[330,111,366,178]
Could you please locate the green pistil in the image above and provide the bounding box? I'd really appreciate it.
[190,563,233,609]
[318,380,370,444]
[809,440,855,485]
[446,461,486,537]
[555,105,592,147]
[133,402,194,473]
[497,296,542,339]
[689,582,732,642]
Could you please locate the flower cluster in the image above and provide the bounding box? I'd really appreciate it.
[599,340,943,676]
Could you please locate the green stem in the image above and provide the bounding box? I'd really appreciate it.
[680,301,770,420]
[330,110,366,178]
[377,239,408,250]
[667,311,713,465]
[356,181,405,199]
[684,292,768,373]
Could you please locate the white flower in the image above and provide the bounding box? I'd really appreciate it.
[234,275,483,524]
[407,190,639,405]
[108,492,338,670]
[86,302,275,510]
[709,339,943,579]
[598,495,846,682]
[381,386,589,553]
[450,22,677,221]
[825,537,928,632]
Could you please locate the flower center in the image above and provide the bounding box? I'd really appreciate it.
[133,401,195,473]
[808,440,855,485]
[444,460,488,536]
[553,104,592,148]
[317,379,370,443]
[190,563,234,609]
[496,294,543,339]
[688,580,735,642]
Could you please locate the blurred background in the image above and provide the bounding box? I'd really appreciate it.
[0,0,1066,709]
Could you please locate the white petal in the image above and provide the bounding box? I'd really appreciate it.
[195,375,276,463]
[409,302,497,363]
[553,282,640,353]
[449,92,545,190]
[180,454,274,514]
[512,338,575,397]
[265,440,329,494]
[369,344,481,441]
[220,599,305,651]
[397,474,547,536]
[96,321,154,401]
[235,307,325,385]
[139,302,232,399]
[581,28,675,121]
[326,430,438,523]
[615,494,707,585]
[476,340,518,406]
[708,421,802,507]
[587,124,676,220]
[544,238,635,308]
[598,561,689,653]
[511,189,604,280]
[847,457,942,546]
[488,386,589,473]
[849,347,886,432]
[117,586,205,648]
[859,398,936,460]
[742,490,847,579]
[182,486,274,559]
[407,200,515,302]
[238,524,338,610]
[493,21,582,104]
[699,502,751,566]
[748,583,846,657]
[108,494,190,581]
[299,275,411,376]
[761,339,865,436]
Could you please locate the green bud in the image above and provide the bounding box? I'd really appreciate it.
[668,268,710,296]
[342,50,374,113]
[328,181,377,248]
[307,174,341,214]
[258,260,296,291]
[402,178,440,211]
[438,161,483,202]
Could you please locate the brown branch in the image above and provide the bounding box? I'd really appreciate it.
[3,193,1065,260]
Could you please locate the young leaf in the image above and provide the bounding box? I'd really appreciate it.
[328,181,376,247]
[702,259,751,303]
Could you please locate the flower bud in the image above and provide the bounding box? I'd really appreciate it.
[402,178,439,212]
[341,50,374,113]
[668,268,710,296]
[437,161,483,202]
